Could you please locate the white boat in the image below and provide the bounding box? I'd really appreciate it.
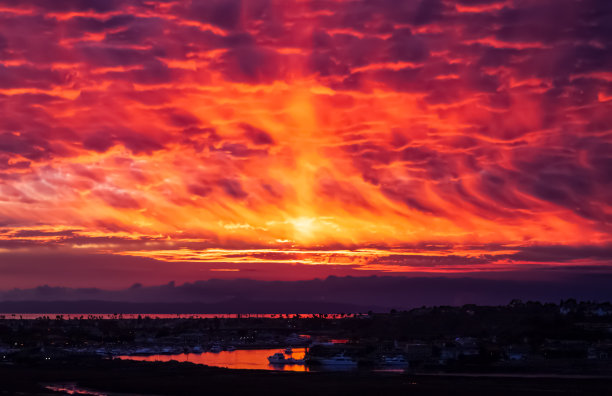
[226,345,236,351]
[310,341,334,347]
[380,355,409,366]
[209,344,222,353]
[267,352,305,365]
[284,347,293,354]
[318,353,357,366]
[94,347,108,356]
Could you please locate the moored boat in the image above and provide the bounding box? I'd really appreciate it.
[318,352,357,366]
[380,355,409,366]
[267,352,305,365]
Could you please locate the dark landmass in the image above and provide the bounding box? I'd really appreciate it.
[2,358,612,396]
[3,275,612,310]
[2,300,612,394]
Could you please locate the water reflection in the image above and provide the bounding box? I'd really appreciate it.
[118,348,310,372]
[44,383,110,395]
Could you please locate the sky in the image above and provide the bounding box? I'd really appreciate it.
[0,0,611,290]
[4,276,612,310]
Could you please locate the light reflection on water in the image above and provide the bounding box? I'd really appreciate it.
[44,383,109,395]
[118,348,311,372]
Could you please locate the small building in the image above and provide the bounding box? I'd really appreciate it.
[587,343,612,360]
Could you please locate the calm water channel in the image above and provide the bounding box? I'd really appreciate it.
[118,348,407,373]
[118,348,311,371]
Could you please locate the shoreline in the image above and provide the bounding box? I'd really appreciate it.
[3,358,612,395]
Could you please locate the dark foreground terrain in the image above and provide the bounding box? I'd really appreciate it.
[2,358,612,396]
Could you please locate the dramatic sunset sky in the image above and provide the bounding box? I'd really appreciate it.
[0,0,611,290]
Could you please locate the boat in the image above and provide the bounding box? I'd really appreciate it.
[226,345,236,351]
[284,347,293,354]
[318,353,357,366]
[209,344,222,353]
[309,341,334,347]
[267,352,305,365]
[94,347,108,356]
[380,355,409,366]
